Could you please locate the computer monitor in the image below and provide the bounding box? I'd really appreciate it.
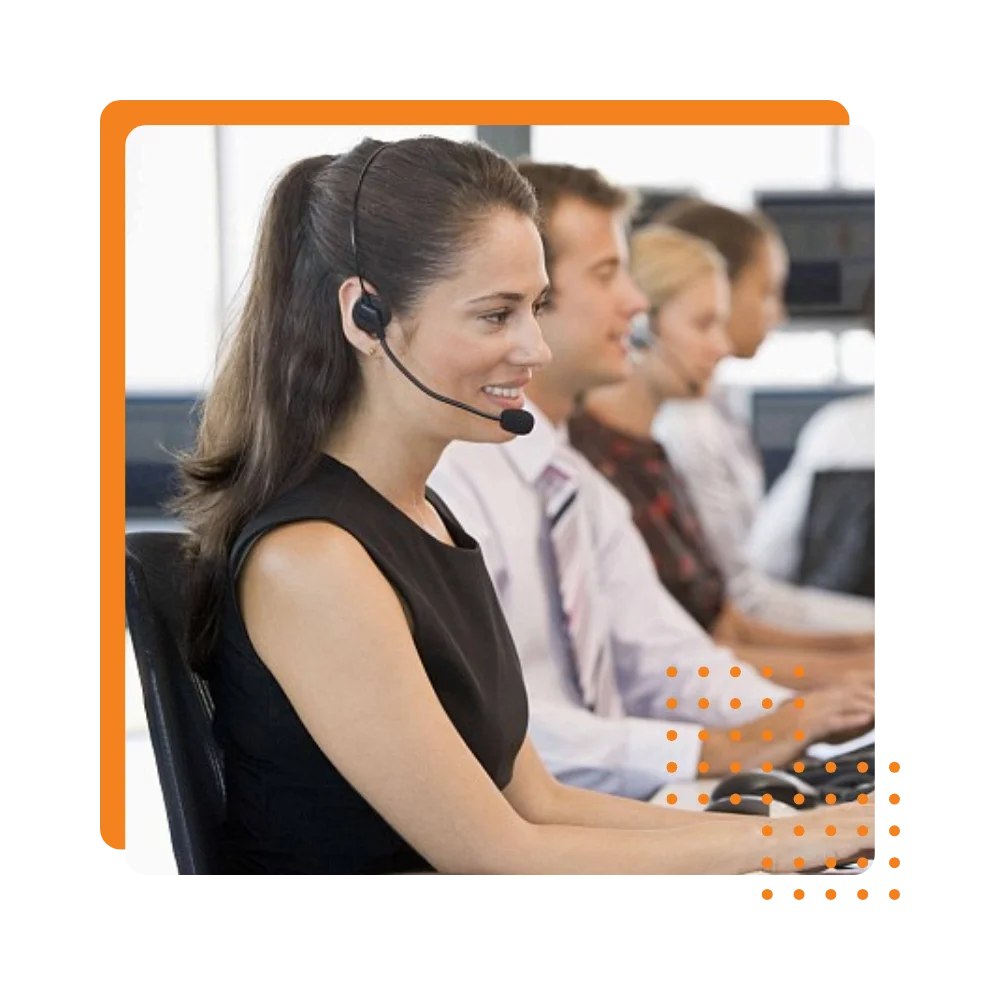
[754,191,874,318]
[126,394,202,519]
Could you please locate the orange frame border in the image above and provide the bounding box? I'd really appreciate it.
[103,99,850,852]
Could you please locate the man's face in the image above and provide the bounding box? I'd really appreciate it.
[533,197,650,402]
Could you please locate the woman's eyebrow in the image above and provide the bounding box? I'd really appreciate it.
[467,286,551,305]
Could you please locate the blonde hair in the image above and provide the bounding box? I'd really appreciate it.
[630,224,727,315]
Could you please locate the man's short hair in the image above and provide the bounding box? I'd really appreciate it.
[514,161,636,270]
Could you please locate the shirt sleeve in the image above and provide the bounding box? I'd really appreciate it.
[527,702,705,798]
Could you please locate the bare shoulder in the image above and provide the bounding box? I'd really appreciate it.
[239,520,400,637]
[243,520,372,585]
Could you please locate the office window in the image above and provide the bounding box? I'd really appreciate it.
[126,126,219,391]
[532,125,833,209]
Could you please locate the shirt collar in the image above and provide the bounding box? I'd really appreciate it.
[499,399,568,485]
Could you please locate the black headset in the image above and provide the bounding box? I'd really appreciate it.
[350,142,394,341]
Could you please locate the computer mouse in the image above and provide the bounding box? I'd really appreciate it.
[704,794,770,816]
[710,770,822,810]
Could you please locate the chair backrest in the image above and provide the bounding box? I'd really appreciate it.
[797,469,875,598]
[125,532,225,874]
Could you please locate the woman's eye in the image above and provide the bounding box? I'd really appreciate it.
[482,310,511,326]
[533,298,551,317]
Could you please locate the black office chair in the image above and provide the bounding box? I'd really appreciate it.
[797,469,875,599]
[125,532,226,874]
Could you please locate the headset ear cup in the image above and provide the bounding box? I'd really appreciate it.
[352,295,392,338]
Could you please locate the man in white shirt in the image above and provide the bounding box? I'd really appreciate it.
[429,163,874,800]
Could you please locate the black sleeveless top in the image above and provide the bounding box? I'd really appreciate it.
[205,454,529,874]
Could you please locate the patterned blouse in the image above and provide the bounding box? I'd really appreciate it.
[568,409,728,632]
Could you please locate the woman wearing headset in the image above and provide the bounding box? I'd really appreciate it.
[175,137,873,874]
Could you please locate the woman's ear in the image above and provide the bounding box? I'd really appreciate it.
[338,276,380,356]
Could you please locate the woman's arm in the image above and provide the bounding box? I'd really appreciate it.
[240,521,872,874]
[725,639,874,691]
[714,601,874,653]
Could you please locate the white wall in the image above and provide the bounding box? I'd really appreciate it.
[125,125,219,392]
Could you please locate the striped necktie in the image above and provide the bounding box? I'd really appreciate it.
[536,455,621,716]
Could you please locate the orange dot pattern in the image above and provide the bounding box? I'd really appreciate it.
[667,730,678,741]
[793,793,805,806]
[698,666,710,677]
[761,667,773,679]
[666,697,678,709]
[666,762,677,773]
[794,730,805,741]
[697,793,709,805]
[793,698,805,710]
[857,793,869,804]
[730,730,741,741]
[666,666,677,677]
[698,698,710,709]
[698,730,709,741]
[698,762,710,774]
[730,698,741,709]
[762,762,773,773]
[730,762,741,773]
[793,666,805,678]
[762,698,773,709]
[734,753,901,900]
[762,730,773,741]
[761,794,773,805]
[731,667,741,678]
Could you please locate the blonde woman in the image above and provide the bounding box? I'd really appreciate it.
[570,225,873,691]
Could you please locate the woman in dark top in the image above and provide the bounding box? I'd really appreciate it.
[573,225,875,682]
[172,137,874,874]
